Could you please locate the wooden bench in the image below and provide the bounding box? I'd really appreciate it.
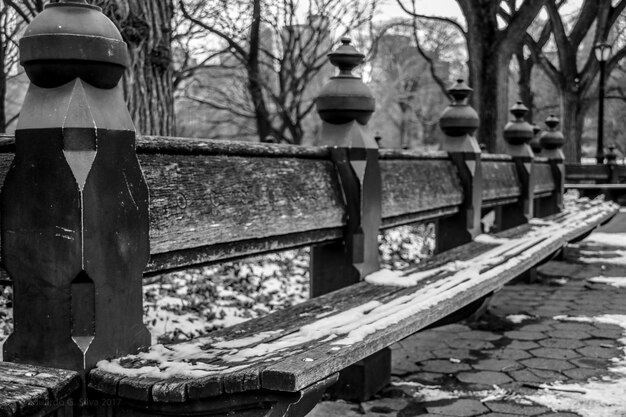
[565,150,626,203]
[0,3,620,416]
[86,197,617,416]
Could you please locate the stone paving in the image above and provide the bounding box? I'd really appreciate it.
[309,212,626,417]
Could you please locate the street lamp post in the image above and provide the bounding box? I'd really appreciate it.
[594,42,612,164]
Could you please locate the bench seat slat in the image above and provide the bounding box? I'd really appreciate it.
[90,198,617,403]
[0,362,80,417]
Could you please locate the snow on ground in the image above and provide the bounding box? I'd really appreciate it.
[505,314,534,323]
[587,276,626,288]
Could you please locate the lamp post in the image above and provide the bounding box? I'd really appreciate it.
[594,42,612,164]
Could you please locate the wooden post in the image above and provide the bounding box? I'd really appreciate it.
[607,145,619,184]
[311,38,386,402]
[500,101,535,230]
[2,0,150,377]
[437,80,482,253]
[536,115,565,217]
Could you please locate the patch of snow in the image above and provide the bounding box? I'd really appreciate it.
[578,249,626,265]
[474,234,510,244]
[506,314,534,324]
[481,210,496,233]
[212,330,282,349]
[587,277,626,288]
[584,232,626,249]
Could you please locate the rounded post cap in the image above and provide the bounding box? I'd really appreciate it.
[503,100,533,145]
[316,37,375,125]
[20,0,129,89]
[540,114,565,150]
[439,78,479,137]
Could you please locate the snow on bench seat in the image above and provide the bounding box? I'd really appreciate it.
[89,198,619,404]
[0,362,80,417]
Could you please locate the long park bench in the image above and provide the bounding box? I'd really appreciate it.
[565,147,626,203]
[0,1,620,416]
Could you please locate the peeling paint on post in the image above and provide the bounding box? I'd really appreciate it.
[1,0,150,376]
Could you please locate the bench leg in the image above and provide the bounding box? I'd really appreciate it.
[326,348,391,402]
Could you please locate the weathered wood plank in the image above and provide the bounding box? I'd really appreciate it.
[481,160,521,203]
[380,159,462,224]
[143,153,345,255]
[0,381,48,417]
[0,362,80,401]
[565,163,610,182]
[0,362,79,417]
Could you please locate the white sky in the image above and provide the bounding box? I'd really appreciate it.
[379,0,463,21]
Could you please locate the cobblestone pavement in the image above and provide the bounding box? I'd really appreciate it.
[309,213,626,417]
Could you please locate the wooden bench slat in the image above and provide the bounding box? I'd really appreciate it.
[481,160,521,203]
[0,362,80,417]
[90,198,618,402]
[0,362,80,401]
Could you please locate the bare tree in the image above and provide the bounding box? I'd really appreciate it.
[523,1,626,161]
[397,0,546,152]
[2,0,175,136]
[178,0,378,144]
[0,3,22,131]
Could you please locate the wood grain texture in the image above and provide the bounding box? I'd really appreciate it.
[0,362,80,417]
[89,199,618,402]
[142,153,345,255]
[565,164,610,182]
[481,160,521,203]
[380,159,462,224]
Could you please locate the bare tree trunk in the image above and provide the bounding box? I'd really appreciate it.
[94,0,175,136]
[516,51,534,122]
[560,89,584,161]
[248,0,272,142]
[471,50,510,152]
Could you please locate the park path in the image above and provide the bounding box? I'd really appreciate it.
[310,210,626,417]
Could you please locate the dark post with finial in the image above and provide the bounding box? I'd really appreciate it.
[500,101,535,229]
[536,115,565,216]
[312,37,386,401]
[606,145,619,186]
[437,79,482,252]
[2,0,150,382]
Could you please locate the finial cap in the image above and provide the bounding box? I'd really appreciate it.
[540,114,565,150]
[503,100,533,145]
[20,0,129,89]
[316,37,375,125]
[439,79,479,137]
